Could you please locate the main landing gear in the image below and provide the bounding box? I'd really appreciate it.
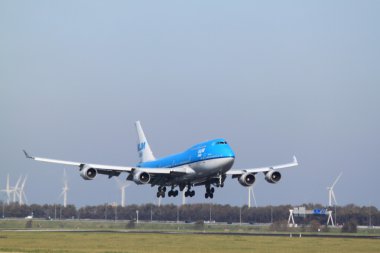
[205,184,215,199]
[184,187,195,197]
[168,186,179,197]
[157,186,180,198]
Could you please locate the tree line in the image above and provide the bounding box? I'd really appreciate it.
[1,201,379,226]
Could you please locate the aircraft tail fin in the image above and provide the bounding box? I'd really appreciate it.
[135,121,155,163]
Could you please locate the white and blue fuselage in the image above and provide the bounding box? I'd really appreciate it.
[137,138,235,185]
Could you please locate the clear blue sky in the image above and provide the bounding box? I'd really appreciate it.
[1,1,379,207]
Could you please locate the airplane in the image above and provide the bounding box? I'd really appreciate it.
[23,121,298,199]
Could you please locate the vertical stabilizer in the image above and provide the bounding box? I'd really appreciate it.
[135,121,155,163]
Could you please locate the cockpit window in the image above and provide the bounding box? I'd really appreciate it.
[216,141,228,145]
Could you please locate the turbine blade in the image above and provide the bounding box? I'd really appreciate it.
[251,187,258,208]
[328,189,332,206]
[15,176,22,189]
[22,191,28,204]
[331,172,343,189]
[332,190,338,205]
[21,175,28,189]
[114,177,123,188]
[6,174,10,191]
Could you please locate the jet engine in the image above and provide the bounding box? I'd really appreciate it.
[238,173,256,187]
[265,170,281,183]
[133,170,151,184]
[80,165,97,180]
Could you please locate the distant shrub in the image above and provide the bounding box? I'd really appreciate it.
[194,220,204,230]
[309,220,321,232]
[126,220,136,229]
[269,220,288,232]
[341,219,357,233]
[25,220,33,229]
[321,225,330,232]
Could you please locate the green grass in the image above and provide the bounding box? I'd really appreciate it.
[1,219,380,236]
[1,219,271,232]
[0,231,379,253]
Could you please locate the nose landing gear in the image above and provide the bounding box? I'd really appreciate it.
[157,186,166,198]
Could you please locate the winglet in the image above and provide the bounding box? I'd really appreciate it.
[293,155,298,165]
[23,150,33,159]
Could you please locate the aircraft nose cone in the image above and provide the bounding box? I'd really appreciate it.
[226,147,235,158]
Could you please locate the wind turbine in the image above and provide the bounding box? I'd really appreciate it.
[12,176,22,203]
[327,172,343,207]
[248,186,257,208]
[1,174,12,204]
[18,175,28,205]
[115,177,130,207]
[60,169,69,207]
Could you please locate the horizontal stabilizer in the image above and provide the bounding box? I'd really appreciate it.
[23,150,33,159]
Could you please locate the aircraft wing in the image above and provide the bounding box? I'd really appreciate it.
[23,150,191,175]
[226,156,298,175]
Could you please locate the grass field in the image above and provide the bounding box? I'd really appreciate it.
[0,231,379,253]
[1,219,380,236]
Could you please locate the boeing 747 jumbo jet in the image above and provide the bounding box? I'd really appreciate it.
[24,121,298,199]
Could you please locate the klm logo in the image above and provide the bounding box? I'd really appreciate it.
[197,148,205,157]
[137,142,146,152]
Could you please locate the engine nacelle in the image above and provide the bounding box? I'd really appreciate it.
[133,170,151,184]
[238,173,256,187]
[80,165,97,180]
[265,170,281,183]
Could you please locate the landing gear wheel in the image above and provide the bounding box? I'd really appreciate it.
[209,193,214,199]
[211,187,215,193]
[205,193,209,199]
[185,191,189,197]
[157,186,167,198]
[191,190,195,197]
